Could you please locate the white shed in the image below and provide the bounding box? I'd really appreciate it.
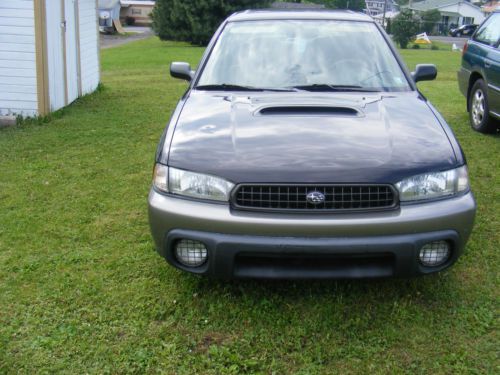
[0,0,100,119]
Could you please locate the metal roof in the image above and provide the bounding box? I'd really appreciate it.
[228,10,373,22]
[404,0,478,11]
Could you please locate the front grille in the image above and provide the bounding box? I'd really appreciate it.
[233,185,397,212]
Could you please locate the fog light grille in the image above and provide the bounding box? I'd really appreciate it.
[175,239,208,267]
[419,241,450,267]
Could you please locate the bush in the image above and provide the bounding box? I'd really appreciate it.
[152,0,271,46]
[392,9,419,49]
[431,44,439,50]
[412,43,420,49]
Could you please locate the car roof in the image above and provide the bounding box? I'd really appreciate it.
[227,9,373,23]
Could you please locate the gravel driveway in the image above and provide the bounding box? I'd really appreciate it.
[100,26,153,49]
[430,36,469,49]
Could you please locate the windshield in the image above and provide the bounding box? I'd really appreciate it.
[197,20,411,92]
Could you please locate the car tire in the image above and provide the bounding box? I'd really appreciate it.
[456,32,461,37]
[469,79,498,133]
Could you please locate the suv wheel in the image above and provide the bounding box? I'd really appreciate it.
[469,79,497,133]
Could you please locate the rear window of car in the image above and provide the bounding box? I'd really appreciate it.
[197,20,411,92]
[473,13,500,46]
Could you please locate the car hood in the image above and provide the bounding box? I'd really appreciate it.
[166,91,457,184]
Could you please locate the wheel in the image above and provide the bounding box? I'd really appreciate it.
[469,79,497,133]
[456,32,461,37]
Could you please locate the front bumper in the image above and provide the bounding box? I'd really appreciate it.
[148,190,476,279]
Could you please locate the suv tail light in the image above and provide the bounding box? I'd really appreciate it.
[462,41,468,56]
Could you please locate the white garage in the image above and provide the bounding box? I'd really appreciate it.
[0,0,100,119]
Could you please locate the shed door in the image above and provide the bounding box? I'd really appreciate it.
[64,0,80,103]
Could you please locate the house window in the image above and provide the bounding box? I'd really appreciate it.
[463,17,473,25]
[132,9,142,15]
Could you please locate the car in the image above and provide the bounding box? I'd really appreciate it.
[148,10,476,279]
[458,11,500,133]
[450,24,478,37]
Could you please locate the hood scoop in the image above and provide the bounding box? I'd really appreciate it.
[257,105,360,117]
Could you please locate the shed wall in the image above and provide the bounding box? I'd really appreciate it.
[0,0,38,117]
[78,0,100,95]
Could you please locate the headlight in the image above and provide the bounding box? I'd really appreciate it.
[152,164,234,202]
[396,166,469,202]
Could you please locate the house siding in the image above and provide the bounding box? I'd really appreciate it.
[439,3,485,24]
[0,0,38,117]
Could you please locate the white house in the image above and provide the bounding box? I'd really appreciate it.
[365,0,399,16]
[405,0,486,28]
[0,0,100,120]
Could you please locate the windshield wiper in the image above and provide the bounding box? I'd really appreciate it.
[291,84,381,92]
[195,84,296,92]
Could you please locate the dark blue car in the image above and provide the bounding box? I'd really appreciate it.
[458,11,500,133]
[149,10,476,279]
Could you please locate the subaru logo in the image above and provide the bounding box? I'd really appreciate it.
[306,191,325,205]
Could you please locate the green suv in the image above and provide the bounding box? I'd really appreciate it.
[458,11,500,133]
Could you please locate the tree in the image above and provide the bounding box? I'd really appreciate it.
[392,9,419,49]
[309,0,365,11]
[420,9,441,35]
[151,0,271,46]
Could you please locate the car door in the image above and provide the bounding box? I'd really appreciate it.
[489,44,500,114]
[471,13,500,113]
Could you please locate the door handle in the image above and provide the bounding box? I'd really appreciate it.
[485,61,491,68]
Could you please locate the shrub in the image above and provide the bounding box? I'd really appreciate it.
[385,18,392,34]
[392,9,419,49]
[412,43,420,49]
[152,0,271,46]
[431,44,439,50]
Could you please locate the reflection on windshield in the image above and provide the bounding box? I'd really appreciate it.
[197,20,411,92]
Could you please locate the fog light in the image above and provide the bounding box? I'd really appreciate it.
[175,239,208,267]
[419,241,450,267]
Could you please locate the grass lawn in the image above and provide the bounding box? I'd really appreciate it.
[0,37,498,374]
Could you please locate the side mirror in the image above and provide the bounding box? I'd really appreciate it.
[170,62,194,82]
[412,64,437,83]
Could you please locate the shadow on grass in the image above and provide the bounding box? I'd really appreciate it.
[159,264,462,307]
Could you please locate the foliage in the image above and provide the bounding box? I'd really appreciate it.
[0,37,498,373]
[392,9,420,48]
[309,0,365,10]
[420,9,441,35]
[412,43,420,49]
[151,0,270,45]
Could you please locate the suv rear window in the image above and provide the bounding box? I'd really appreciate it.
[473,13,500,46]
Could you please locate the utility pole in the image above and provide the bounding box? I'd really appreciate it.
[382,0,388,28]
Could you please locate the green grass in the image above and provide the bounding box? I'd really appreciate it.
[0,38,498,374]
[408,41,452,51]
